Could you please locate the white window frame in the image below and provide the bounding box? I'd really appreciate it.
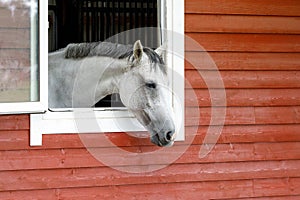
[30,0,184,146]
[0,0,48,114]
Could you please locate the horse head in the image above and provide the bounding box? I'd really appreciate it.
[118,40,176,147]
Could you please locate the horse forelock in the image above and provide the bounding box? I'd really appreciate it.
[120,47,167,75]
[144,48,167,75]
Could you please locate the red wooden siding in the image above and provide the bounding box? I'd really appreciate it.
[1,0,300,199]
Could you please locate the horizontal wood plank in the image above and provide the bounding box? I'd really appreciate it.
[0,177,299,199]
[193,125,300,144]
[0,115,29,131]
[1,142,299,171]
[0,130,30,150]
[185,0,300,16]
[253,178,300,197]
[186,106,300,126]
[186,142,300,164]
[0,181,251,200]
[0,189,58,200]
[185,70,300,89]
[185,52,300,71]
[221,196,300,200]
[54,178,300,199]
[186,14,300,34]
[0,160,299,192]
[186,33,300,52]
[254,106,300,124]
[186,89,300,107]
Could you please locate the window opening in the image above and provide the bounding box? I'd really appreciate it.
[48,0,161,108]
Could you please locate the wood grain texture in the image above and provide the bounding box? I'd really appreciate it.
[0,142,299,171]
[0,115,29,130]
[1,178,299,200]
[186,33,300,52]
[185,52,300,71]
[50,177,300,199]
[221,196,300,200]
[185,70,300,89]
[186,89,300,107]
[0,160,299,192]
[0,190,58,200]
[186,106,300,126]
[185,0,300,16]
[186,14,300,34]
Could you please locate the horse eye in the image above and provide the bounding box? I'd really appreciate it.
[145,82,157,89]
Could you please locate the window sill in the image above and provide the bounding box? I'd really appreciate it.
[30,109,148,146]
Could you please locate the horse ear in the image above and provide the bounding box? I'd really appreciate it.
[155,42,167,60]
[133,40,143,60]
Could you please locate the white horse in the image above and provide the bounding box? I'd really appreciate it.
[49,40,176,147]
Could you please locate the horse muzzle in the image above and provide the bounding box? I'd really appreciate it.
[150,130,176,147]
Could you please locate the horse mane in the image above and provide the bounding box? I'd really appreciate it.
[64,42,133,59]
[64,41,166,74]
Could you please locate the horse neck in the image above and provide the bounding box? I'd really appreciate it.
[91,56,129,102]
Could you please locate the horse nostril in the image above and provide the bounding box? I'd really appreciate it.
[166,131,175,141]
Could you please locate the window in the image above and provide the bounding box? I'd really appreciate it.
[0,0,47,114]
[49,0,163,107]
[30,0,184,146]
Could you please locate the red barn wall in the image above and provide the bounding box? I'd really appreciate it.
[1,0,300,199]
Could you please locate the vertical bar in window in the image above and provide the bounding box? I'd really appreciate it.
[130,1,135,43]
[146,0,152,47]
[96,1,100,41]
[85,1,91,42]
[78,0,83,42]
[91,0,94,41]
[95,1,99,41]
[135,0,140,41]
[105,0,110,39]
[140,1,144,43]
[89,1,92,41]
[100,1,104,41]
[129,1,133,30]
[140,0,146,46]
[123,0,127,44]
[103,0,110,39]
[111,1,116,35]
[82,1,86,41]
[117,0,121,41]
